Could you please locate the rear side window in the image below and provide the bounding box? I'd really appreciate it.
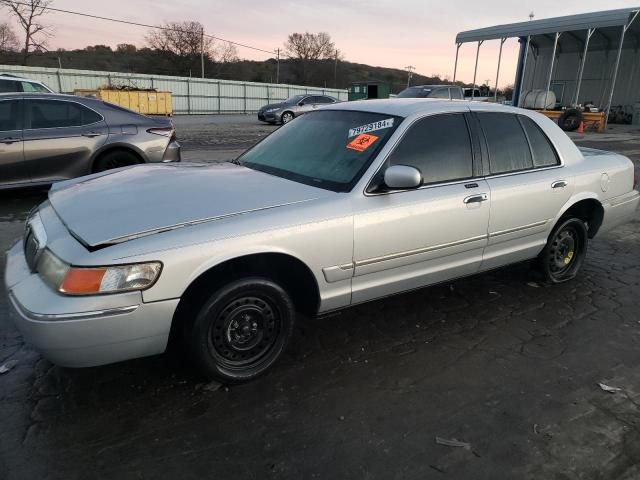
[0,100,21,131]
[430,88,450,99]
[313,96,334,104]
[0,80,19,93]
[388,113,473,184]
[478,112,533,174]
[450,88,463,100]
[519,116,560,167]
[25,100,102,129]
[20,81,50,93]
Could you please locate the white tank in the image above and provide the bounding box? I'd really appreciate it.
[521,89,556,109]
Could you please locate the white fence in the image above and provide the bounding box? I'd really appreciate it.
[0,65,348,115]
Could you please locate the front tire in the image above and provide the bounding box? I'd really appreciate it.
[539,217,588,284]
[187,277,295,383]
[281,111,294,124]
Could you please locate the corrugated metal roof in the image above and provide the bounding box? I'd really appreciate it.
[456,7,640,43]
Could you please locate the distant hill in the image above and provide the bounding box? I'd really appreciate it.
[0,47,464,94]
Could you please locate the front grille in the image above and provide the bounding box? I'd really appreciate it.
[24,226,40,272]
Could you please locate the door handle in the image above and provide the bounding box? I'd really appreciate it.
[463,193,488,204]
[551,180,568,189]
[82,132,102,138]
[0,137,21,144]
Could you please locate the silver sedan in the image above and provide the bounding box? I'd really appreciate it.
[5,99,639,383]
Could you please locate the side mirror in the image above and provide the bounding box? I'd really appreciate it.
[383,165,422,190]
[298,101,305,106]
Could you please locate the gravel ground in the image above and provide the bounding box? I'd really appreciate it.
[1,117,639,480]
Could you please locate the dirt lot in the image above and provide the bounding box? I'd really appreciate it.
[1,116,639,480]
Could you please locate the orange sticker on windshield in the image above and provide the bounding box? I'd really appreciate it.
[347,133,379,152]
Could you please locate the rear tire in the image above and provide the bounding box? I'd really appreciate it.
[187,277,295,383]
[93,150,141,173]
[538,217,588,284]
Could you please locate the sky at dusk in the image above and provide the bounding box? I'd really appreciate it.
[4,0,640,88]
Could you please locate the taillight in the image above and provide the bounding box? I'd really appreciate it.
[147,127,174,137]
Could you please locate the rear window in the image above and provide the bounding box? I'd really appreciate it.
[397,86,432,98]
[239,110,400,192]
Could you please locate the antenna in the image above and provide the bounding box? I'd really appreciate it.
[529,11,535,21]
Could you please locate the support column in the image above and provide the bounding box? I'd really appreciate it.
[574,28,595,106]
[605,11,639,127]
[453,42,461,83]
[472,40,484,99]
[543,32,561,111]
[517,36,531,106]
[494,37,507,101]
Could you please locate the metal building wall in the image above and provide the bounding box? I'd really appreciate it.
[519,45,640,109]
[0,65,348,114]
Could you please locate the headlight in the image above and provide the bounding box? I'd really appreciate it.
[37,250,161,295]
[266,108,279,113]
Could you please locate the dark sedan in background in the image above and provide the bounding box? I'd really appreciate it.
[258,94,339,124]
[0,93,181,189]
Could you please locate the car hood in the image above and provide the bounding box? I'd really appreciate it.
[48,163,327,248]
[260,102,287,111]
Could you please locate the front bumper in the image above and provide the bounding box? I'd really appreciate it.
[258,111,279,122]
[4,240,179,367]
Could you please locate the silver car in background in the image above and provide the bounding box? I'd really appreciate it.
[5,100,639,384]
[258,94,339,124]
[0,93,181,189]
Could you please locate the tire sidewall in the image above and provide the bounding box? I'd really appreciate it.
[93,150,140,173]
[189,277,295,383]
[281,112,294,124]
[540,217,588,284]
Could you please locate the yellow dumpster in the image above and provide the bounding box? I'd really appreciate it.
[73,88,173,116]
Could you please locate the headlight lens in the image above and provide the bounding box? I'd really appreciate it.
[37,250,161,295]
[266,108,279,113]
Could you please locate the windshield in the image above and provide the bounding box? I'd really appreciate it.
[285,94,306,104]
[238,110,401,192]
[397,86,432,98]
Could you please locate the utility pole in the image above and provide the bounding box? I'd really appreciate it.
[200,27,205,79]
[276,48,280,84]
[405,65,415,87]
[334,49,339,88]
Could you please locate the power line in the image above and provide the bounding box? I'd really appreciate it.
[0,0,277,55]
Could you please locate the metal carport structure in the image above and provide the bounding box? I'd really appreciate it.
[454,8,640,126]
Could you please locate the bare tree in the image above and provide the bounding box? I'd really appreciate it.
[1,0,53,64]
[213,41,238,64]
[284,32,336,61]
[147,21,212,58]
[0,21,19,52]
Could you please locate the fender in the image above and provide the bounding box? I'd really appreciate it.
[88,142,149,173]
[551,190,603,231]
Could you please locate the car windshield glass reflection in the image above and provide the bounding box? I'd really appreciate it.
[239,110,400,192]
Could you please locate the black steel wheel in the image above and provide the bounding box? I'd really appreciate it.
[93,149,141,173]
[188,277,295,383]
[539,217,588,284]
[281,111,294,124]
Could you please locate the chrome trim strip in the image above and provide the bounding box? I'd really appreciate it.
[489,220,548,238]
[355,234,487,267]
[8,292,139,321]
[322,263,355,283]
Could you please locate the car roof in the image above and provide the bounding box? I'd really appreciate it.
[405,85,456,89]
[0,74,44,83]
[324,98,520,118]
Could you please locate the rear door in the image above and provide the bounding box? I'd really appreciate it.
[475,111,572,270]
[23,98,108,183]
[0,98,27,186]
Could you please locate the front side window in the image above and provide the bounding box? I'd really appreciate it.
[21,82,50,93]
[387,113,473,184]
[0,100,21,131]
[285,94,306,104]
[519,116,560,168]
[239,110,400,192]
[478,112,533,174]
[25,100,102,129]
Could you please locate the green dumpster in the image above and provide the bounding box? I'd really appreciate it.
[349,81,390,101]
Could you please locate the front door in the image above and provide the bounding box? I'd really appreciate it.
[351,112,490,304]
[0,99,27,186]
[23,98,108,183]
